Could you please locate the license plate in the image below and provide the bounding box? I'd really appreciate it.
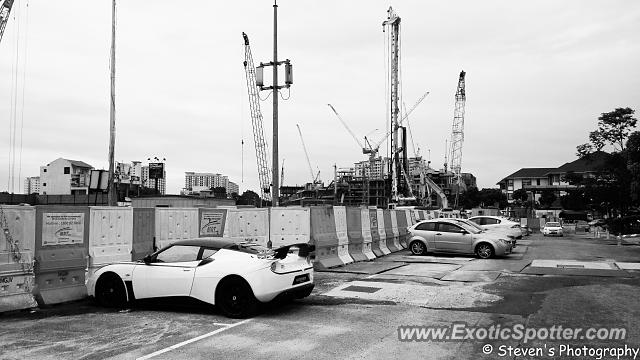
[293,274,309,285]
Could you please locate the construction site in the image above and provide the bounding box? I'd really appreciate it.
[242,6,474,211]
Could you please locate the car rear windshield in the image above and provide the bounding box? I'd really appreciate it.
[546,222,560,227]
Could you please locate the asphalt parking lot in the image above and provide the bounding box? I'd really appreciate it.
[1,232,640,360]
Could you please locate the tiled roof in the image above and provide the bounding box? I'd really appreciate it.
[67,159,93,168]
[497,168,556,185]
[548,151,609,174]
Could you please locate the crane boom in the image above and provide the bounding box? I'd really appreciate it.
[296,124,316,183]
[0,0,14,45]
[372,91,429,152]
[327,104,366,152]
[242,32,271,202]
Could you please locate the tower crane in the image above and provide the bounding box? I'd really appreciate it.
[449,70,467,208]
[328,92,428,206]
[0,0,14,45]
[242,32,271,203]
[296,124,320,185]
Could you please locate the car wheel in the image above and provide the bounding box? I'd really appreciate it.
[95,273,127,308]
[410,240,427,256]
[475,243,494,259]
[216,277,258,319]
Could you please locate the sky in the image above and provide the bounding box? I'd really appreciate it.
[1,0,640,195]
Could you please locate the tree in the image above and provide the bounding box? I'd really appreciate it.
[512,189,528,204]
[538,189,557,208]
[561,171,583,186]
[211,187,227,199]
[237,190,261,207]
[577,107,637,155]
[477,188,508,208]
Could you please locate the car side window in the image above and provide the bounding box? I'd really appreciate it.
[484,218,499,225]
[155,245,201,263]
[415,222,436,231]
[470,218,483,225]
[438,223,465,233]
[201,248,218,259]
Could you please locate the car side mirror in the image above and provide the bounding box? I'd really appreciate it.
[198,258,214,266]
[143,255,152,264]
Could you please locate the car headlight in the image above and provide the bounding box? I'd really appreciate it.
[499,239,511,245]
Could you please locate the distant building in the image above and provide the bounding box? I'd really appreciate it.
[184,172,239,197]
[40,158,93,195]
[142,165,166,194]
[227,181,239,195]
[497,151,609,203]
[354,157,389,179]
[23,176,41,194]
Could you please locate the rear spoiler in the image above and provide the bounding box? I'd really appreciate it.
[273,243,315,259]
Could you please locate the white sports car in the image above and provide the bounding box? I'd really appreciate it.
[86,238,315,318]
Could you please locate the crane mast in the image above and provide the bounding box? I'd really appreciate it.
[449,70,466,208]
[0,0,13,45]
[242,32,271,203]
[383,6,402,203]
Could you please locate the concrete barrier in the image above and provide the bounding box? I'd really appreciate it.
[396,210,409,249]
[375,209,391,255]
[132,208,155,260]
[155,208,199,249]
[223,208,269,246]
[346,207,368,262]
[360,208,376,260]
[0,205,37,312]
[87,207,133,278]
[384,210,401,252]
[34,206,89,305]
[333,206,354,265]
[389,210,402,251]
[311,207,345,269]
[270,207,310,248]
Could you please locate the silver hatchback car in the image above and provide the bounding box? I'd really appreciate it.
[407,219,514,259]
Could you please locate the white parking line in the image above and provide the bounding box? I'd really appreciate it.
[136,318,252,360]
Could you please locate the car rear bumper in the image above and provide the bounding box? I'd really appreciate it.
[247,268,315,303]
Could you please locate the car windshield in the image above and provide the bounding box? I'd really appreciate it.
[457,219,484,232]
[453,221,483,234]
[546,222,561,227]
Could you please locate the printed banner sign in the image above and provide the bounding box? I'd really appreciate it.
[42,213,85,246]
[199,209,226,237]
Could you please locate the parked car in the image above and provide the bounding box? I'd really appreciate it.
[407,219,514,259]
[446,218,517,248]
[468,215,523,239]
[542,222,563,237]
[86,239,315,318]
[588,219,607,228]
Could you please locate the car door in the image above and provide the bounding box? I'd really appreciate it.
[411,221,437,248]
[132,244,201,299]
[434,222,468,252]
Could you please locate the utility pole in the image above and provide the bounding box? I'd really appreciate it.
[272,1,279,207]
[256,0,293,207]
[107,0,117,206]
